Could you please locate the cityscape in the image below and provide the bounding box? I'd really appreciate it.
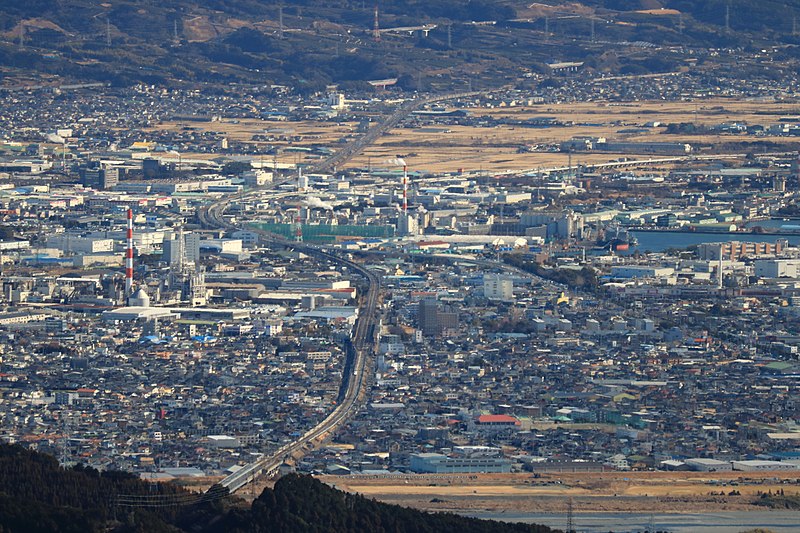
[1,1,800,532]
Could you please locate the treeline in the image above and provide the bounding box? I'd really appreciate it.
[0,444,556,533]
[0,444,209,532]
[504,254,600,292]
[753,490,800,510]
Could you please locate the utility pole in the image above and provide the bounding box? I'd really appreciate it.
[106,18,112,47]
[60,413,70,466]
[279,5,284,39]
[537,166,542,201]
[18,23,25,49]
[447,23,452,49]
[647,513,656,533]
[568,152,573,182]
[678,12,684,34]
[544,16,549,42]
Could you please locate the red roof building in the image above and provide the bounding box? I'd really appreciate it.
[476,414,521,426]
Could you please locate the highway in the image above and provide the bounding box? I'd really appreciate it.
[458,151,800,180]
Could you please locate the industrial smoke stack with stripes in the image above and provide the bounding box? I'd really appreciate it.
[125,208,133,298]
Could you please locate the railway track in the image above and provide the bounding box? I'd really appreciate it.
[200,90,496,493]
[200,188,380,495]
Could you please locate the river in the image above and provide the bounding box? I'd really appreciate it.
[467,510,800,532]
[621,218,800,254]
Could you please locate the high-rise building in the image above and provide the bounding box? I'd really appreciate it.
[418,299,439,337]
[418,298,459,337]
[397,212,418,236]
[437,307,459,336]
[100,166,119,189]
[483,274,513,302]
[190,270,207,306]
[162,237,182,265]
[79,163,118,190]
[184,233,201,264]
[79,166,100,188]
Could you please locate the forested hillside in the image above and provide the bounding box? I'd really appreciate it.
[0,444,555,533]
[0,0,798,89]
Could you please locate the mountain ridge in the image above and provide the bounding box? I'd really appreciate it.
[0,1,799,90]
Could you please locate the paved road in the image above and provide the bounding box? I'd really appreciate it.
[310,91,485,173]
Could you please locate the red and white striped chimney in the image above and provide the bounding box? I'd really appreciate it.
[125,208,133,298]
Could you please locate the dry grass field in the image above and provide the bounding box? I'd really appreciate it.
[353,99,800,173]
[145,98,800,174]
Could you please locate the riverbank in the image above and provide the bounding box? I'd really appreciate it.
[321,471,800,516]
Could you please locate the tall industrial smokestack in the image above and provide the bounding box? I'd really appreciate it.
[125,208,134,299]
[796,152,800,183]
[402,164,408,215]
[294,205,303,243]
[295,166,304,242]
[387,157,408,214]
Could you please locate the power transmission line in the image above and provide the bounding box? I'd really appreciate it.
[114,484,231,508]
[725,4,731,32]
[566,497,574,533]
